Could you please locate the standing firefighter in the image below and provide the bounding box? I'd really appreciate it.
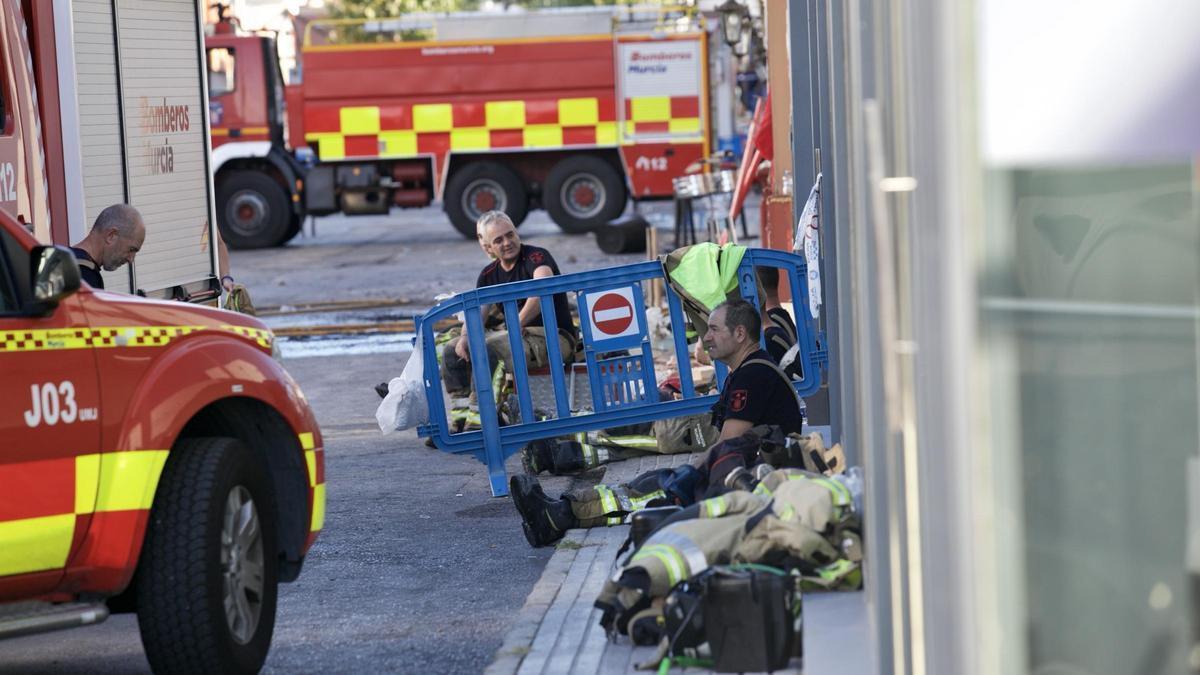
[69,204,146,290]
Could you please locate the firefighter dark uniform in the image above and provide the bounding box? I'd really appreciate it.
[71,247,104,289]
[441,244,577,396]
[710,348,803,436]
[511,349,805,547]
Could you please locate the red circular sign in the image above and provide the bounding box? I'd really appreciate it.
[591,292,635,336]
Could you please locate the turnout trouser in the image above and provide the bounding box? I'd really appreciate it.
[566,469,672,527]
[556,427,659,472]
[441,326,572,398]
[564,432,767,527]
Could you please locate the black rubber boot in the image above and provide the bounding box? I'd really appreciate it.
[550,441,588,474]
[521,439,555,475]
[510,475,576,548]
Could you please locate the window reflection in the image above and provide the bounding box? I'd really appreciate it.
[982,164,1199,674]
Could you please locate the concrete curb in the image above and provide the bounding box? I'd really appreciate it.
[485,530,584,675]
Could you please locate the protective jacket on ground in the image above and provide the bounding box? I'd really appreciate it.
[594,474,860,637]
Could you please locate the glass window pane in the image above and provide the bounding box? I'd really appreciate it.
[207,48,235,97]
[981,163,1199,674]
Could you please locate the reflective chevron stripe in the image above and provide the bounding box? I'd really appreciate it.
[300,432,326,533]
[0,324,273,352]
[0,450,168,577]
[303,95,703,161]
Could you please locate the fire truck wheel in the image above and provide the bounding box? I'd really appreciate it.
[544,156,627,234]
[137,437,279,675]
[217,171,293,249]
[444,161,529,239]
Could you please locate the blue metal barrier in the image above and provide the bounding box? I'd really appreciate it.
[415,247,828,496]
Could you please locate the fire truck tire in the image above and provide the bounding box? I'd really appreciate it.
[444,161,529,239]
[136,437,279,675]
[544,156,627,234]
[217,171,293,249]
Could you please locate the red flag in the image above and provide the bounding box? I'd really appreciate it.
[752,91,773,162]
[729,92,772,220]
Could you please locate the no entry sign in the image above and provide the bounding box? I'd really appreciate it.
[584,286,642,343]
[593,293,634,334]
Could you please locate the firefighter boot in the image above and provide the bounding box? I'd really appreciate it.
[753,463,776,482]
[510,475,576,548]
[521,439,555,475]
[724,466,760,493]
[550,440,588,474]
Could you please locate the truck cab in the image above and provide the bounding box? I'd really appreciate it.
[206,27,307,250]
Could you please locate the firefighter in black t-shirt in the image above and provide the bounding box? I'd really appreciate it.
[705,299,803,440]
[441,210,578,399]
[510,299,806,547]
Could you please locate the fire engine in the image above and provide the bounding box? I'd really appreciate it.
[206,6,712,247]
[0,1,324,672]
[9,0,228,299]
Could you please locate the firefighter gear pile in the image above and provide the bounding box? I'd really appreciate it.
[588,464,863,669]
[653,565,804,672]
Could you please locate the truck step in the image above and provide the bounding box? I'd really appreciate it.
[0,600,109,640]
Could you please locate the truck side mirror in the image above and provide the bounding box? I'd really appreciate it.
[30,245,81,313]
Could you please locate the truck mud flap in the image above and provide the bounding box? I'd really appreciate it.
[305,165,338,215]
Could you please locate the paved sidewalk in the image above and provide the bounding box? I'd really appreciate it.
[486,452,869,675]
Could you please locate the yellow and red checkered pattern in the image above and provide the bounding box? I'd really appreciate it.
[0,324,273,353]
[0,450,168,576]
[303,95,702,161]
[1,430,322,578]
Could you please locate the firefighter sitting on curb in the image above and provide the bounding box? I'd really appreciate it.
[439,210,579,409]
[377,211,500,399]
[510,299,809,548]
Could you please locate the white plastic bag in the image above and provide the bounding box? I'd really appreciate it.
[375,335,429,433]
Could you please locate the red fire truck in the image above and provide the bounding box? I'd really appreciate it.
[206,7,712,247]
[1,1,324,671]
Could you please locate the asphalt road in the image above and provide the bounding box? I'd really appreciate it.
[230,202,677,309]
[0,204,711,674]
